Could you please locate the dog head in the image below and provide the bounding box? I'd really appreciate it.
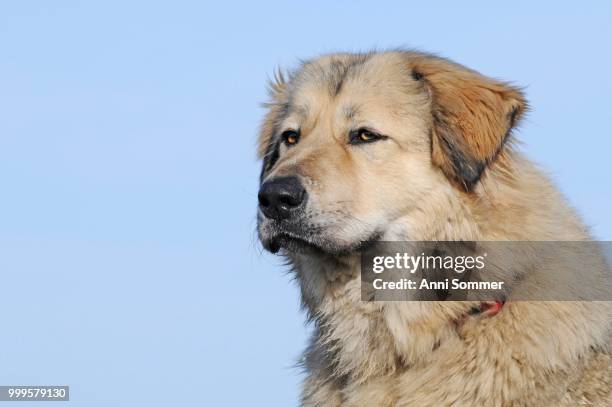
[257,51,525,255]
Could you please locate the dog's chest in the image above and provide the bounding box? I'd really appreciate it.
[312,276,401,381]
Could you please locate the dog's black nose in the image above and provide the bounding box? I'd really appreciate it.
[258,176,306,220]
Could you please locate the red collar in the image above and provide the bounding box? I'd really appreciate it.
[469,300,505,317]
[455,300,505,332]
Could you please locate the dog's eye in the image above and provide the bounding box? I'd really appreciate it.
[281,130,300,146]
[349,128,385,145]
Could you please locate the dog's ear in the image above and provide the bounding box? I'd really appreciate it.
[258,68,288,159]
[412,57,526,191]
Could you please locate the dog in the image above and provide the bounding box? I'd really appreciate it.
[256,50,612,406]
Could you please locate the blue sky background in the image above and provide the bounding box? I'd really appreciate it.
[0,1,610,406]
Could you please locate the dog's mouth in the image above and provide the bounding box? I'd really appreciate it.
[262,229,382,256]
[264,232,328,255]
